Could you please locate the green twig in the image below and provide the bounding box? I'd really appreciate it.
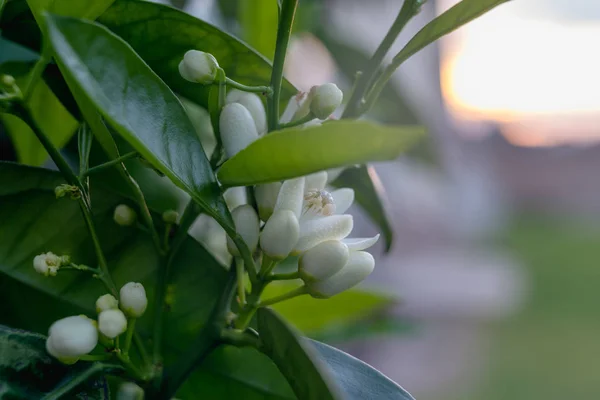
[42,363,123,400]
[236,257,247,306]
[123,318,136,356]
[278,112,316,129]
[265,271,300,282]
[220,329,260,348]
[82,151,138,177]
[23,53,49,102]
[258,286,308,307]
[224,77,272,95]
[267,0,298,131]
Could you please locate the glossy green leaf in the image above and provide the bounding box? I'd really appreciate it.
[44,14,230,225]
[26,0,114,27]
[218,121,424,186]
[239,0,278,60]
[310,340,415,400]
[262,281,394,333]
[393,0,510,66]
[332,165,395,251]
[97,0,296,109]
[0,324,109,399]
[257,308,344,400]
[0,61,78,166]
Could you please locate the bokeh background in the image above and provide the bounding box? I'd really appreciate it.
[2,0,599,399]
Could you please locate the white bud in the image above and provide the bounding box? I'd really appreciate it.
[120,282,148,318]
[220,103,259,158]
[226,89,267,134]
[33,252,62,276]
[46,315,98,363]
[162,209,179,224]
[306,251,375,298]
[224,187,247,210]
[255,182,281,221]
[310,83,343,119]
[294,214,353,254]
[304,171,327,191]
[274,178,305,218]
[98,309,127,339]
[178,50,219,84]
[260,210,299,260]
[299,240,349,282]
[114,204,137,226]
[227,205,260,256]
[96,294,119,314]
[117,382,145,400]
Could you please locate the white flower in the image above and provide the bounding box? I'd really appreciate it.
[306,251,375,298]
[227,205,260,256]
[255,182,281,221]
[309,83,343,119]
[299,240,349,282]
[120,282,148,318]
[98,309,127,339]
[260,210,299,260]
[178,50,219,84]
[33,252,62,276]
[114,204,137,226]
[96,294,119,314]
[116,382,145,400]
[46,315,98,364]
[226,90,267,134]
[220,103,259,158]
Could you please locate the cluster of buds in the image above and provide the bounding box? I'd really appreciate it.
[44,282,147,363]
[33,252,70,276]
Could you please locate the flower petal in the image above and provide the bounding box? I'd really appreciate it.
[306,251,375,298]
[342,234,380,251]
[274,177,305,218]
[331,188,354,214]
[294,214,353,254]
[304,171,327,191]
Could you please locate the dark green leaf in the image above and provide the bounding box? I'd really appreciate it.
[393,0,510,66]
[218,121,424,186]
[0,324,109,399]
[97,0,296,110]
[257,308,343,400]
[310,339,415,400]
[26,0,115,28]
[44,14,231,224]
[332,165,395,251]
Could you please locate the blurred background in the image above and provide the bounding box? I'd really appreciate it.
[3,0,600,398]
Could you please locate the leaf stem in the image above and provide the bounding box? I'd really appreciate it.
[42,363,123,400]
[23,52,50,102]
[267,0,298,131]
[224,77,273,95]
[278,112,316,129]
[81,151,138,177]
[220,328,260,348]
[265,271,300,281]
[258,286,307,307]
[123,318,136,356]
[235,257,246,306]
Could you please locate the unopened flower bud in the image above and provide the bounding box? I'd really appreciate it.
[116,382,145,400]
[96,294,119,314]
[306,251,375,298]
[309,83,343,119]
[226,90,267,134]
[178,50,219,84]
[33,252,62,276]
[162,209,179,224]
[120,282,148,318]
[46,315,98,363]
[255,182,281,221]
[299,240,349,282]
[1,74,15,87]
[274,178,305,218]
[227,205,260,256]
[98,309,127,339]
[114,204,137,226]
[294,214,353,254]
[220,103,259,158]
[224,187,247,210]
[260,210,299,260]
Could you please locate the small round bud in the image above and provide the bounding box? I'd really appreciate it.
[96,294,119,314]
[306,251,375,298]
[226,205,260,256]
[260,210,299,260]
[255,182,281,221]
[114,204,137,226]
[98,309,127,339]
[299,240,349,282]
[116,382,145,400]
[33,252,62,276]
[120,282,148,318]
[220,103,259,158]
[294,214,353,254]
[178,50,219,84]
[162,209,179,224]
[226,90,267,134]
[1,74,16,87]
[309,83,343,119]
[46,315,98,363]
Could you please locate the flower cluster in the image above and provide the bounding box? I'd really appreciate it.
[33,252,70,276]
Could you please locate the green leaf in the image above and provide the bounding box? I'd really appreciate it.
[44,14,231,224]
[393,0,510,66]
[332,165,395,251]
[0,324,109,399]
[262,282,394,333]
[257,308,344,400]
[26,0,115,27]
[97,0,296,110]
[239,0,278,60]
[218,121,424,186]
[310,339,415,400]
[0,61,78,166]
